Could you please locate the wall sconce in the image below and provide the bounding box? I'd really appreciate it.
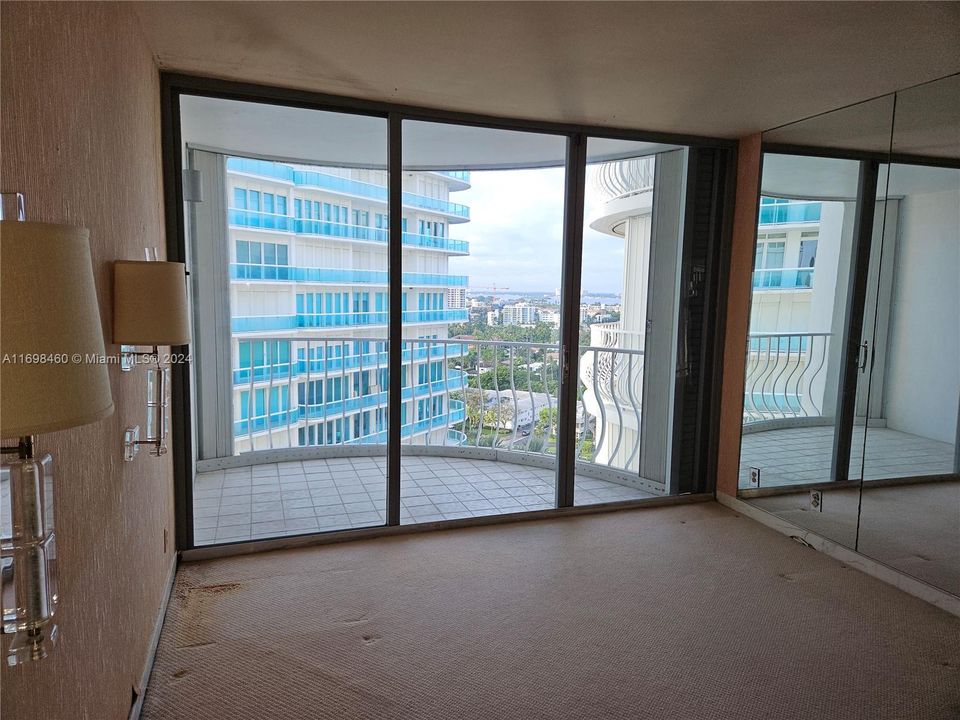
[1,194,115,665]
[113,257,190,460]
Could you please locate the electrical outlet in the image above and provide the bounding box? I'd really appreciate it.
[163,528,169,553]
[749,467,761,487]
[809,489,823,512]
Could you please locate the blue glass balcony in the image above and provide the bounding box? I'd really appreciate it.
[233,391,467,437]
[227,157,470,220]
[232,342,468,385]
[227,209,296,232]
[446,429,468,446]
[232,309,469,333]
[340,401,467,445]
[758,200,821,225]
[401,232,469,254]
[231,264,293,281]
[233,409,299,436]
[232,316,299,333]
[437,171,470,183]
[752,267,814,290]
[228,209,469,254]
[229,264,468,287]
[402,309,469,323]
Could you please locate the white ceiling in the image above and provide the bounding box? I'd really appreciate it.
[180,95,676,168]
[135,2,960,139]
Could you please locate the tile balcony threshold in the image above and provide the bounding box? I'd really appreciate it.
[193,456,653,545]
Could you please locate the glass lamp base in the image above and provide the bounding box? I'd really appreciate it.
[1,453,59,666]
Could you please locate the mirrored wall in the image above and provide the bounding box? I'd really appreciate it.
[738,75,960,596]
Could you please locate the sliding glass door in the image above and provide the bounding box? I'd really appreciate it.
[167,78,732,549]
[184,97,392,544]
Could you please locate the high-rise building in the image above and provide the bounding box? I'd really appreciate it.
[226,158,472,452]
[501,302,539,325]
[446,286,466,309]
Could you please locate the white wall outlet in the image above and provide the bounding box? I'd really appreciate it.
[809,489,823,512]
[749,467,761,487]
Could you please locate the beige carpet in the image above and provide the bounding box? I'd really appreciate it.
[142,502,960,720]
[751,480,960,595]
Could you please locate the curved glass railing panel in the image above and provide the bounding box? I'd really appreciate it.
[227,209,470,254]
[752,267,814,289]
[227,157,470,219]
[758,200,821,225]
[229,264,467,287]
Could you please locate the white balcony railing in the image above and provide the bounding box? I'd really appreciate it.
[593,157,656,202]
[743,332,832,425]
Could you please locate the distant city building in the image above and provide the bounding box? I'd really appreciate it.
[539,308,562,329]
[501,302,540,326]
[447,287,466,309]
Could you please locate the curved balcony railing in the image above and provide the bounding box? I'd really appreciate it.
[232,342,469,385]
[227,209,470,254]
[743,332,832,425]
[593,157,656,202]
[232,309,470,333]
[578,346,644,472]
[445,429,468,446]
[589,321,644,351]
[436,171,471,183]
[227,336,652,482]
[230,263,468,287]
[227,157,470,221]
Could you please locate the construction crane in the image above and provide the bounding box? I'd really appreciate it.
[470,284,510,305]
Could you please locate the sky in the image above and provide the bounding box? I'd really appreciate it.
[446,166,625,295]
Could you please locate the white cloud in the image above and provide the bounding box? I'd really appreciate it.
[446,167,624,294]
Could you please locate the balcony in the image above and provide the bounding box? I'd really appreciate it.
[593,157,656,202]
[743,331,831,425]
[752,267,814,290]
[232,309,470,333]
[194,336,659,544]
[758,200,821,225]
[433,170,471,190]
[228,209,470,254]
[227,157,470,221]
[229,263,468,287]
[233,341,469,385]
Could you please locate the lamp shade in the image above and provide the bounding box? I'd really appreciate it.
[0,221,115,437]
[112,261,190,346]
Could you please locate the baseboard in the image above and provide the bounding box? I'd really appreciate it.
[182,493,713,562]
[715,492,960,618]
[737,472,958,499]
[128,555,178,720]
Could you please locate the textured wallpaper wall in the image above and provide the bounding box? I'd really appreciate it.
[1,3,176,718]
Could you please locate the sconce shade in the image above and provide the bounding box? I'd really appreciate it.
[112,261,190,346]
[0,221,115,437]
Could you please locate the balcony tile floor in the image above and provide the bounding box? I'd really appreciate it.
[739,426,955,489]
[193,456,653,545]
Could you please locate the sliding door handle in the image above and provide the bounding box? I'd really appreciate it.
[857,341,870,373]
